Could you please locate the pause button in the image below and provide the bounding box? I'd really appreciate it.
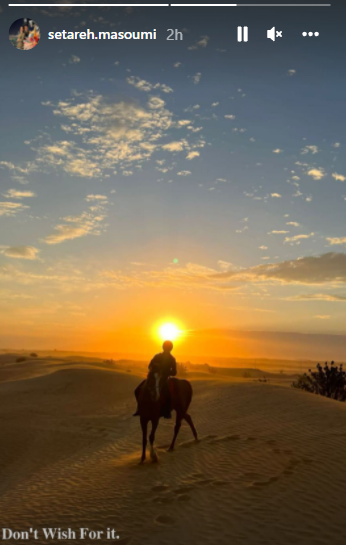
[237,26,248,42]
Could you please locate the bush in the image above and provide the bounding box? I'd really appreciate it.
[292,361,346,402]
[30,353,38,358]
[16,357,27,363]
[177,363,188,376]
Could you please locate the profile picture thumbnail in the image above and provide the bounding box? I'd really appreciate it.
[9,18,40,50]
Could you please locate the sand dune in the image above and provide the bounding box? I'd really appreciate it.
[1,357,346,545]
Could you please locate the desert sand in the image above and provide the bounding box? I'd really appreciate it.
[1,353,346,545]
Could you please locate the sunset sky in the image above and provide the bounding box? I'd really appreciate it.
[1,3,345,360]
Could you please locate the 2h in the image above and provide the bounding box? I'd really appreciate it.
[167,29,183,40]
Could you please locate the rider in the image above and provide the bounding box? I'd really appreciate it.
[133,340,177,419]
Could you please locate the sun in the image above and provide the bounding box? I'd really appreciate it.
[157,322,181,343]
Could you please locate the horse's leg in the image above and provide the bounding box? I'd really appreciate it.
[134,381,143,401]
[168,413,182,452]
[134,380,146,415]
[140,417,148,464]
[149,418,159,462]
[184,413,198,441]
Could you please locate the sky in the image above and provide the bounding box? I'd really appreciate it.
[0,1,346,360]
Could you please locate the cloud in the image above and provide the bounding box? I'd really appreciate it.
[333,143,341,148]
[301,145,319,155]
[284,232,314,245]
[287,69,296,76]
[0,202,29,217]
[259,246,268,250]
[174,62,181,68]
[224,115,235,120]
[272,149,283,154]
[147,97,165,109]
[177,170,191,176]
[287,293,346,302]
[0,160,34,175]
[271,193,282,198]
[69,55,81,64]
[269,230,289,234]
[307,168,325,180]
[314,315,331,320]
[162,140,187,152]
[188,36,209,50]
[210,252,346,286]
[217,260,234,271]
[85,194,108,202]
[286,222,300,227]
[0,289,33,301]
[33,92,192,177]
[212,102,219,107]
[192,73,202,85]
[332,173,346,182]
[1,246,39,260]
[43,203,107,245]
[235,224,249,233]
[326,237,346,246]
[127,76,173,94]
[43,224,93,244]
[188,126,202,133]
[102,252,346,291]
[130,262,156,267]
[101,261,240,292]
[39,141,102,176]
[10,175,28,185]
[8,252,345,295]
[2,189,35,199]
[186,151,200,160]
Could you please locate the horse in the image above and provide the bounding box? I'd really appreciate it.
[135,372,198,464]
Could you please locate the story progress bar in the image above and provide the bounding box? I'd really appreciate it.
[8,3,332,6]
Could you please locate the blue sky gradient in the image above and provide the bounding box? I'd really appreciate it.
[0,2,345,357]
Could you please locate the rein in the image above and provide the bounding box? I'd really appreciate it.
[146,371,162,402]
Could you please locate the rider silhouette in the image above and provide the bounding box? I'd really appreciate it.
[133,340,177,419]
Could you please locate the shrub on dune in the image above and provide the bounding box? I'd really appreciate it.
[292,361,346,402]
[177,363,188,376]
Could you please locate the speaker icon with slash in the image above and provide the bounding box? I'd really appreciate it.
[267,27,283,41]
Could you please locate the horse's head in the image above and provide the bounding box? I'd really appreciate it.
[146,371,161,402]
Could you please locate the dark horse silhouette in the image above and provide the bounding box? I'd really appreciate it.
[135,371,198,463]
